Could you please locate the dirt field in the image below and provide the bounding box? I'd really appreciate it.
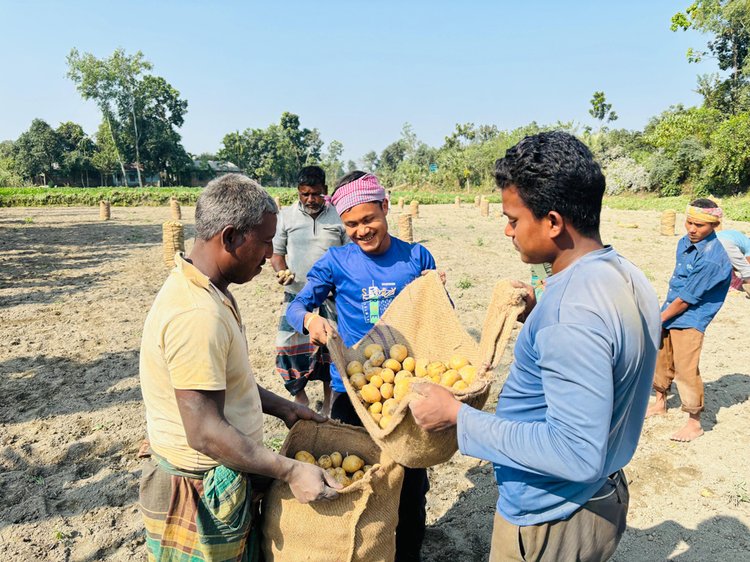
[1,203,749,562]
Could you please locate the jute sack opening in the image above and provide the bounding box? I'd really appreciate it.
[327,271,526,468]
[262,420,404,562]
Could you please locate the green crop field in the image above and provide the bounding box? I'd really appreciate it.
[1,186,749,222]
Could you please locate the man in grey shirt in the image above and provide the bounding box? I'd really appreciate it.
[271,166,348,414]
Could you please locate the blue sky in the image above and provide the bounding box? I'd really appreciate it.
[0,0,706,162]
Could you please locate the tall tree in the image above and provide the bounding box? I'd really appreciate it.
[672,0,750,113]
[67,48,188,186]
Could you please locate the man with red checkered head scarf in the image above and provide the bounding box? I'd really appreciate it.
[286,171,443,561]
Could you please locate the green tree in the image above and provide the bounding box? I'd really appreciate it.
[589,91,618,125]
[57,121,97,186]
[362,150,379,173]
[12,119,62,184]
[704,111,750,192]
[672,0,750,114]
[67,48,188,186]
[322,140,345,185]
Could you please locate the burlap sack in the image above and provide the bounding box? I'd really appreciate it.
[409,200,419,218]
[170,197,182,220]
[162,221,184,268]
[262,420,404,562]
[398,214,413,243]
[327,271,526,468]
[660,210,675,236]
[480,199,490,217]
[99,200,110,220]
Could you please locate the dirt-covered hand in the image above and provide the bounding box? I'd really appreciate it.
[288,462,341,503]
[409,381,462,431]
[307,316,335,346]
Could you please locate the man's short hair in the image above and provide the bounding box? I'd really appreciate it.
[690,198,718,209]
[334,170,367,190]
[298,166,326,188]
[195,173,277,241]
[494,131,606,237]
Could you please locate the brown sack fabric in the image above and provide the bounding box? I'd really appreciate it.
[262,420,404,562]
[327,271,526,468]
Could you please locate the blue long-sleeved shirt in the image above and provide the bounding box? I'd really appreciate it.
[662,232,731,332]
[286,237,436,392]
[457,247,661,525]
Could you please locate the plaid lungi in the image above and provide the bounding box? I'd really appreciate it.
[138,451,261,562]
[275,293,336,396]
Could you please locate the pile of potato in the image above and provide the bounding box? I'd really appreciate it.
[345,343,478,429]
[294,450,371,487]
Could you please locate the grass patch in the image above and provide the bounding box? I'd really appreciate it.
[457,276,473,290]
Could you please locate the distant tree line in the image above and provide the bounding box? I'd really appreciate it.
[3,1,749,196]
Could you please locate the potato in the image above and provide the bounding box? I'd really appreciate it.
[342,454,365,473]
[363,343,384,359]
[349,372,367,390]
[379,416,391,429]
[380,382,394,400]
[363,465,372,472]
[294,450,316,464]
[382,358,402,372]
[371,411,383,423]
[351,470,365,482]
[382,398,399,417]
[394,378,412,400]
[370,374,384,389]
[390,344,409,362]
[449,355,470,370]
[317,454,332,469]
[459,364,478,384]
[440,369,461,387]
[394,370,413,383]
[346,361,364,376]
[330,452,343,468]
[414,358,428,377]
[369,350,386,367]
[326,467,336,477]
[369,401,383,414]
[426,361,447,378]
[452,380,469,391]
[402,357,416,372]
[380,368,395,384]
[361,383,382,403]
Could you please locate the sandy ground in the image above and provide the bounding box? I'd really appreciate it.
[1,203,749,562]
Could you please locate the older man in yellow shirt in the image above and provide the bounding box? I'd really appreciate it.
[138,174,340,562]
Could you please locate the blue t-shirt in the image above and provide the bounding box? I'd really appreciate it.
[717,230,750,256]
[456,247,661,526]
[286,236,436,392]
[662,232,731,332]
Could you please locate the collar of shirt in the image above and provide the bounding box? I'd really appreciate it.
[175,252,242,325]
[683,231,717,253]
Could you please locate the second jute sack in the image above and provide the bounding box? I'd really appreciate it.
[262,420,404,562]
[327,271,526,468]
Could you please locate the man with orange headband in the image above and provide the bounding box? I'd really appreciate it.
[646,198,731,441]
[286,171,441,561]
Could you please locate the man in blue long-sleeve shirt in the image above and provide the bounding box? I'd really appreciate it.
[286,170,440,562]
[411,132,661,561]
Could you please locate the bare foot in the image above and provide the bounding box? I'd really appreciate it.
[670,414,704,442]
[645,393,667,418]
